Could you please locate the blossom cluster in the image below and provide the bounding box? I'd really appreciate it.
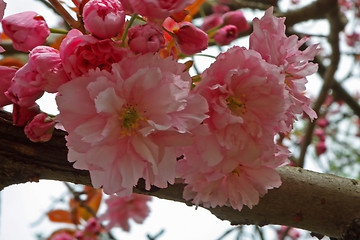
[0,0,318,213]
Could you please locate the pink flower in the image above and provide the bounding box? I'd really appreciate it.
[177,46,289,210]
[83,0,125,39]
[5,78,43,107]
[128,22,165,54]
[173,22,208,55]
[277,226,301,240]
[56,53,208,195]
[100,194,151,231]
[315,141,327,156]
[59,29,128,78]
[0,0,6,52]
[249,7,319,130]
[12,103,40,127]
[223,10,249,33]
[12,46,69,93]
[0,66,16,107]
[214,24,238,45]
[84,217,102,234]
[1,11,50,52]
[121,0,195,20]
[50,232,73,240]
[24,113,55,142]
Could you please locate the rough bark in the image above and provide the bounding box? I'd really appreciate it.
[1,109,360,239]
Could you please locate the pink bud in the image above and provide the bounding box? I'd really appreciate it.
[85,217,102,234]
[5,78,43,107]
[223,10,249,33]
[0,66,16,107]
[128,22,164,54]
[315,141,327,156]
[2,11,50,52]
[201,14,223,32]
[0,0,5,52]
[214,24,238,45]
[314,128,326,141]
[83,0,125,39]
[24,113,55,142]
[12,103,40,127]
[174,22,208,55]
[50,232,73,240]
[317,118,329,128]
[13,46,69,93]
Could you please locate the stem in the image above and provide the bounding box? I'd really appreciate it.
[49,28,68,34]
[121,13,138,46]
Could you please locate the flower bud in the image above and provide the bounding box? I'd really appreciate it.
[12,103,40,127]
[223,10,249,33]
[128,23,165,54]
[214,24,238,45]
[0,66,16,107]
[201,14,223,32]
[83,0,125,39]
[24,113,55,142]
[173,22,208,55]
[2,11,50,52]
[315,141,327,156]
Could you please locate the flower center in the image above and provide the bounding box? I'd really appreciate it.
[118,105,144,136]
[226,94,247,116]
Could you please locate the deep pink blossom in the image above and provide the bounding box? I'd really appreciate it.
[56,53,208,195]
[50,232,73,240]
[214,24,238,45]
[223,10,249,33]
[13,46,69,93]
[315,141,327,156]
[83,0,125,39]
[121,0,195,20]
[24,113,55,142]
[173,22,208,55]
[177,46,289,210]
[277,226,301,240]
[250,7,319,130]
[1,11,50,52]
[128,22,165,54]
[100,194,151,231]
[59,29,128,78]
[0,66,16,107]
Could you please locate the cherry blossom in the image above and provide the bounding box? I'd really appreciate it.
[0,0,6,52]
[100,194,151,231]
[24,113,55,142]
[83,0,125,39]
[128,22,165,54]
[0,66,16,107]
[56,53,208,195]
[1,11,50,52]
[173,22,208,55]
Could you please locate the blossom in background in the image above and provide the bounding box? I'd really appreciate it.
[59,29,128,78]
[214,24,238,45]
[120,0,195,21]
[24,113,55,142]
[1,11,50,52]
[0,66,16,107]
[223,10,249,33]
[250,7,319,131]
[178,46,289,210]
[56,53,208,195]
[100,194,151,231]
[128,22,165,54]
[83,0,126,39]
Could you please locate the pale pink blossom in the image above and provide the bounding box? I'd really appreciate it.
[12,103,40,127]
[121,0,195,20]
[13,46,69,93]
[0,66,16,107]
[214,24,238,45]
[1,11,50,52]
[249,7,319,130]
[128,22,164,54]
[173,22,208,55]
[100,194,151,231]
[83,0,125,39]
[0,0,6,52]
[223,10,249,33]
[56,53,208,195]
[177,46,289,210]
[59,29,128,78]
[24,113,55,142]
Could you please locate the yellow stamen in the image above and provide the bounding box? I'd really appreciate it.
[226,94,247,115]
[118,105,144,136]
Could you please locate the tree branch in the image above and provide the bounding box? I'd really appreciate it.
[1,109,360,239]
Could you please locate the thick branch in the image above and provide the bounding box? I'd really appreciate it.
[1,110,360,238]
